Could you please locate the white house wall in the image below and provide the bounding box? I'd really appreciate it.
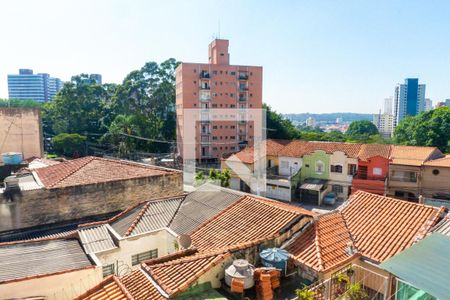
[278,157,302,176]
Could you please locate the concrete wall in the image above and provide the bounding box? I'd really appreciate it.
[0,107,43,161]
[96,228,178,274]
[0,266,102,300]
[0,172,183,232]
[421,165,450,198]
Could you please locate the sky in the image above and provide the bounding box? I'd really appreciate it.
[1,0,450,114]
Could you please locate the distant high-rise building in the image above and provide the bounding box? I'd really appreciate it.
[436,102,446,108]
[8,69,62,102]
[384,97,393,114]
[306,117,316,127]
[176,39,262,160]
[373,113,394,138]
[425,98,433,111]
[393,78,426,126]
[89,74,102,84]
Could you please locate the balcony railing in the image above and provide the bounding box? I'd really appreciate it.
[239,97,247,101]
[353,173,386,181]
[200,71,210,79]
[200,85,210,90]
[238,74,249,80]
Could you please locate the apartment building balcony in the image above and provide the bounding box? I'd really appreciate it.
[238,73,249,80]
[200,71,210,79]
[199,91,211,102]
[239,96,247,101]
[352,173,387,195]
[239,86,249,92]
[200,85,210,90]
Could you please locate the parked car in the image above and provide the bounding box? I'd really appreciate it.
[323,192,337,205]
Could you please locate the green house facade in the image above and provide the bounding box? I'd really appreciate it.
[300,150,330,181]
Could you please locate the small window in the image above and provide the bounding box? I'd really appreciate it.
[330,165,343,173]
[373,168,382,176]
[102,263,115,277]
[305,164,310,168]
[132,249,158,266]
[432,169,440,175]
[348,164,357,175]
[231,71,236,75]
[316,161,324,174]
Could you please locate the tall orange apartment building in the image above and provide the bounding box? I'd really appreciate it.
[176,39,262,161]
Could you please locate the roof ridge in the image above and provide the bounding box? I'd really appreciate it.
[313,221,324,271]
[125,201,152,237]
[47,156,96,188]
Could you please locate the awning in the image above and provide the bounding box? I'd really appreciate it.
[300,179,327,191]
[380,233,450,300]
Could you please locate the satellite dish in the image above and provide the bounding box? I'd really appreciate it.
[178,234,192,249]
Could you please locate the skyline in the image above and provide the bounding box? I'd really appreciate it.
[1,0,450,113]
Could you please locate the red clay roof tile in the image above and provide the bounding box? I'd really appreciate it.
[34,156,176,189]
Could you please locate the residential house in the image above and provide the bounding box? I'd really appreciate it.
[0,238,103,299]
[352,144,392,195]
[0,156,182,232]
[380,233,450,300]
[387,146,443,201]
[75,191,315,299]
[284,190,446,300]
[296,142,361,205]
[421,155,450,200]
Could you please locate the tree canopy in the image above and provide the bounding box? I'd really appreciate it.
[394,107,450,152]
[42,59,178,157]
[346,120,379,136]
[264,104,301,140]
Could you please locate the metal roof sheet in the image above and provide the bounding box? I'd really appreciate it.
[79,225,117,254]
[169,186,243,235]
[0,239,93,283]
[432,218,450,236]
[380,233,450,300]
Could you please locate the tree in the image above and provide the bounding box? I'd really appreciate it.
[43,74,115,136]
[264,104,301,139]
[394,107,450,152]
[346,120,379,137]
[52,133,87,157]
[102,114,141,157]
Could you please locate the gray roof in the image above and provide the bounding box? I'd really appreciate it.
[79,225,117,254]
[432,218,450,236]
[169,186,244,235]
[380,233,450,300]
[110,196,185,237]
[0,239,93,283]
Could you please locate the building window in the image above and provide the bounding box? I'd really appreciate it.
[373,168,382,176]
[102,263,115,277]
[348,164,357,175]
[332,185,343,194]
[316,161,324,174]
[132,249,158,266]
[330,165,343,173]
[432,169,440,175]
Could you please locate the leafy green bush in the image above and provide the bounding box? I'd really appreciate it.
[52,133,87,157]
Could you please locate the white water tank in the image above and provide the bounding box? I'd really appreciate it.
[224,259,255,289]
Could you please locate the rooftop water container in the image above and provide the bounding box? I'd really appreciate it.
[260,248,289,274]
[1,152,23,165]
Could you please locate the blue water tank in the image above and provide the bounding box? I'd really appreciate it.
[2,152,23,165]
[260,248,289,273]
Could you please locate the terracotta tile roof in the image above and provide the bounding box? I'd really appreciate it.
[75,275,132,300]
[225,139,291,164]
[34,156,176,189]
[286,212,355,271]
[141,251,231,297]
[390,145,441,166]
[357,144,392,161]
[278,141,362,158]
[286,191,446,272]
[343,191,445,262]
[121,269,165,300]
[190,195,313,252]
[424,155,450,167]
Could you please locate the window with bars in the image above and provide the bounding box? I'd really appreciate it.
[332,185,344,194]
[330,165,343,173]
[131,249,158,266]
[102,263,115,277]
